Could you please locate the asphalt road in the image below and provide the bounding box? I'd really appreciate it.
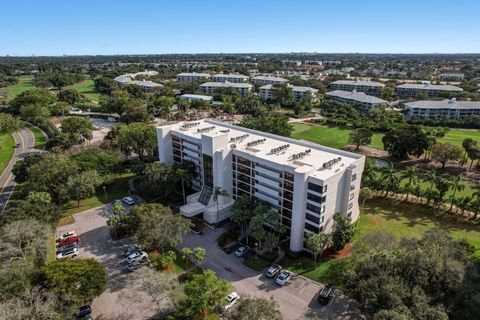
[0,127,38,214]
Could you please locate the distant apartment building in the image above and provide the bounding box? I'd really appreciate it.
[212,73,249,83]
[404,99,480,119]
[179,94,213,102]
[438,73,465,81]
[252,76,289,85]
[305,60,323,65]
[176,72,211,83]
[326,90,388,112]
[200,82,253,96]
[396,83,463,99]
[114,71,163,92]
[156,119,365,252]
[259,84,318,102]
[323,60,342,66]
[329,80,385,96]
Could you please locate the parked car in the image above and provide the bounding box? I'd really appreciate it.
[56,242,79,254]
[124,246,142,257]
[127,259,149,272]
[317,284,336,305]
[58,231,76,240]
[234,245,249,257]
[77,305,92,319]
[57,236,80,247]
[219,292,239,312]
[224,242,242,254]
[191,225,203,235]
[275,270,293,286]
[127,250,148,264]
[56,247,79,259]
[122,196,135,205]
[265,264,282,278]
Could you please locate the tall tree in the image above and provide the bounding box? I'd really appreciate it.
[212,187,229,224]
[116,122,157,161]
[305,233,331,265]
[66,170,103,207]
[331,213,355,251]
[400,167,418,201]
[431,142,463,169]
[349,128,373,150]
[175,168,191,204]
[230,295,284,320]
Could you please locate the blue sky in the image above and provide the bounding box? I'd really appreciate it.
[2,0,479,56]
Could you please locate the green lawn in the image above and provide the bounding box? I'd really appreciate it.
[65,79,101,102]
[291,123,384,149]
[357,197,480,257]
[25,124,47,149]
[437,128,480,147]
[61,172,134,216]
[8,75,36,100]
[0,133,15,176]
[291,123,480,151]
[282,197,480,287]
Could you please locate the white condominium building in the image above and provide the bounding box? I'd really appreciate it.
[396,83,463,99]
[179,94,213,102]
[329,80,385,96]
[114,71,163,92]
[212,73,249,83]
[176,72,211,83]
[404,99,480,119]
[326,90,388,112]
[259,84,318,103]
[439,73,464,81]
[252,76,289,85]
[200,82,253,96]
[156,120,365,252]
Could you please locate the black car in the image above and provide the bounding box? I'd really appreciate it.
[317,284,336,305]
[223,242,242,254]
[191,225,203,235]
[76,305,92,319]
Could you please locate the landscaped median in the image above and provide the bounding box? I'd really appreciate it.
[0,133,15,176]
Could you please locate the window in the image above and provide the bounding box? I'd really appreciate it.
[308,182,327,194]
[351,173,357,181]
[306,213,320,224]
[202,154,213,187]
[347,211,352,218]
[304,222,320,233]
[349,193,354,200]
[283,199,292,210]
[307,193,326,204]
[348,203,353,210]
[306,203,321,214]
[284,172,294,182]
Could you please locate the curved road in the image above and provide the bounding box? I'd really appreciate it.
[0,127,37,214]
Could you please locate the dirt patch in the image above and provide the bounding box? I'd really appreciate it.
[343,145,389,158]
[323,243,352,259]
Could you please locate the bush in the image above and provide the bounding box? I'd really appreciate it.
[243,255,271,271]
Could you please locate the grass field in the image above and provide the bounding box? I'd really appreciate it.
[0,134,15,176]
[291,123,384,149]
[65,79,101,102]
[25,124,47,149]
[282,197,480,287]
[61,172,134,217]
[291,123,480,151]
[8,75,36,100]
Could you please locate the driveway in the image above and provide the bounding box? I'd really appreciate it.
[182,226,365,320]
[57,205,158,320]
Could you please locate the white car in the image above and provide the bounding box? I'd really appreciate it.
[265,264,282,278]
[56,247,79,259]
[127,250,147,264]
[220,292,239,312]
[58,231,76,240]
[234,245,249,257]
[275,270,293,286]
[122,196,135,205]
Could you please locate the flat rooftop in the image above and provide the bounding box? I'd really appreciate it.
[162,119,362,179]
[213,73,249,79]
[326,90,387,104]
[177,72,210,77]
[397,83,463,91]
[200,82,253,88]
[253,76,289,82]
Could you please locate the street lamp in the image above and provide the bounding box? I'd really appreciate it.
[254,242,258,260]
[102,186,107,201]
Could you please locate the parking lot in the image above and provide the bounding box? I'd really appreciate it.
[57,204,158,320]
[182,226,365,320]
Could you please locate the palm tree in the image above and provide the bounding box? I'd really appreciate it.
[448,175,465,211]
[381,163,399,197]
[175,168,191,204]
[212,186,229,224]
[455,196,472,216]
[400,167,418,201]
[423,170,439,205]
[361,160,377,188]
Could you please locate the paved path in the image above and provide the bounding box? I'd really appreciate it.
[0,127,38,214]
[288,116,323,123]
